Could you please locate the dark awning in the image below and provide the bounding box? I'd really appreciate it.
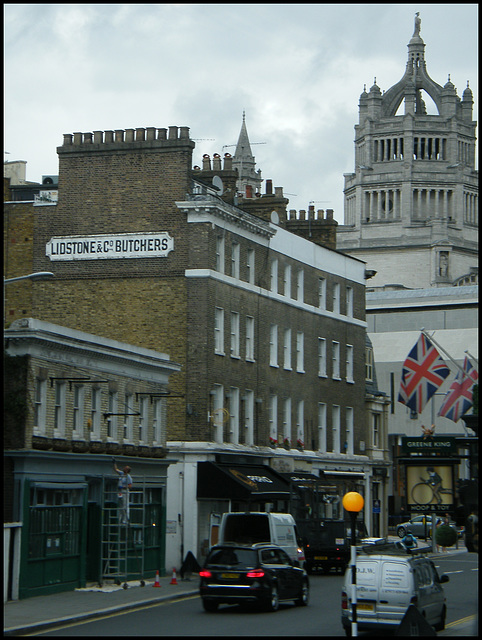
[197,462,291,500]
[279,471,336,491]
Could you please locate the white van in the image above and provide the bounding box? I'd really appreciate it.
[341,549,449,635]
[218,512,303,564]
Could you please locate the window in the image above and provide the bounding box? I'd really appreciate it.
[283,398,292,446]
[34,378,47,434]
[244,390,254,446]
[296,400,304,448]
[215,307,225,354]
[318,403,327,453]
[318,277,326,310]
[373,412,381,448]
[332,341,340,379]
[318,338,327,377]
[231,242,240,279]
[270,259,278,293]
[269,395,278,445]
[212,385,224,443]
[283,328,292,370]
[53,381,66,437]
[247,249,255,284]
[346,407,354,455]
[124,393,134,441]
[296,269,304,302]
[284,265,291,297]
[366,346,374,381]
[332,405,340,454]
[72,384,84,437]
[139,396,148,443]
[346,286,354,317]
[152,398,164,445]
[296,332,304,372]
[246,316,255,361]
[333,283,340,314]
[90,387,101,439]
[270,324,278,367]
[107,390,118,440]
[230,312,240,358]
[346,344,354,383]
[216,236,225,273]
[228,388,239,444]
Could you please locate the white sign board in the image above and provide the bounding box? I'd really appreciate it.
[46,232,174,261]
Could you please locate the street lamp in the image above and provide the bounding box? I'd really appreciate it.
[4,272,54,325]
[342,491,364,637]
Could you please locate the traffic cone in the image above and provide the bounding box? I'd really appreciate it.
[170,568,178,585]
[153,570,161,587]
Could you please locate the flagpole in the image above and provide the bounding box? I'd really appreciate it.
[420,328,469,379]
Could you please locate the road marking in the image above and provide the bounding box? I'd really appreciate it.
[443,570,464,574]
[445,614,477,629]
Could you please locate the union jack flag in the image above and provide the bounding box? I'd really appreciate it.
[438,356,479,422]
[398,333,450,413]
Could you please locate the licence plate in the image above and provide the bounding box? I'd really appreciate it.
[221,573,239,579]
[315,556,328,560]
[357,603,374,611]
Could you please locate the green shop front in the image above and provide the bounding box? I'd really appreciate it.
[6,450,173,599]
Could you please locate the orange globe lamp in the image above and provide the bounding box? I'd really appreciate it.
[343,491,364,637]
[342,491,364,513]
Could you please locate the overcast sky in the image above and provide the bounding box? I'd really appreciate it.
[4,3,478,221]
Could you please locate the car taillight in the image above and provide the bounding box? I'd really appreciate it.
[246,569,265,578]
[341,591,348,610]
[199,570,212,578]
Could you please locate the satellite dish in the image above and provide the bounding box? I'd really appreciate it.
[212,175,224,195]
[270,210,280,225]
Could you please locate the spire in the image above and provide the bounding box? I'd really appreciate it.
[234,110,254,159]
[232,112,263,195]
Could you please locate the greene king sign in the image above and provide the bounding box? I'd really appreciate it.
[46,232,174,261]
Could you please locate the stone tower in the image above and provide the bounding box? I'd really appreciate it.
[232,111,263,196]
[338,13,478,289]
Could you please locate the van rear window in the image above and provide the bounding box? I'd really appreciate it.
[223,514,271,544]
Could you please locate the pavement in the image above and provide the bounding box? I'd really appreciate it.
[4,542,477,636]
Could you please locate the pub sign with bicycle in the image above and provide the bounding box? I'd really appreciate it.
[401,437,458,513]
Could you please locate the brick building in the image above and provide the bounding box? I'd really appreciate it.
[4,121,390,582]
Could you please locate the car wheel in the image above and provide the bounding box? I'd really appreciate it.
[202,599,218,612]
[295,579,309,606]
[266,586,279,611]
[397,527,406,538]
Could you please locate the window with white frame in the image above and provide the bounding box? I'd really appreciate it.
[107,390,118,440]
[297,269,304,302]
[373,412,381,448]
[216,236,225,273]
[215,307,225,355]
[284,264,291,297]
[296,400,304,448]
[318,338,327,377]
[345,407,354,454]
[124,393,134,441]
[270,259,278,293]
[332,404,340,454]
[332,341,340,379]
[212,385,224,443]
[138,396,148,443]
[318,277,326,310]
[283,397,291,446]
[270,324,278,367]
[90,387,101,440]
[53,381,66,437]
[244,390,254,446]
[230,312,240,358]
[152,398,164,445]
[333,283,340,314]
[346,344,354,383]
[247,249,255,284]
[72,384,85,438]
[346,286,354,317]
[246,316,255,361]
[34,377,47,434]
[366,346,374,381]
[269,395,278,444]
[231,242,240,279]
[318,403,327,453]
[228,388,239,444]
[283,328,292,370]
[296,332,304,372]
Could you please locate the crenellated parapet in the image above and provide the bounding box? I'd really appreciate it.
[286,205,338,250]
[58,126,195,153]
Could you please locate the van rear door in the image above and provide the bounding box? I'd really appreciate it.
[377,560,411,623]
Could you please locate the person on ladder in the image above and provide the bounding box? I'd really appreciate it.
[113,459,133,524]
